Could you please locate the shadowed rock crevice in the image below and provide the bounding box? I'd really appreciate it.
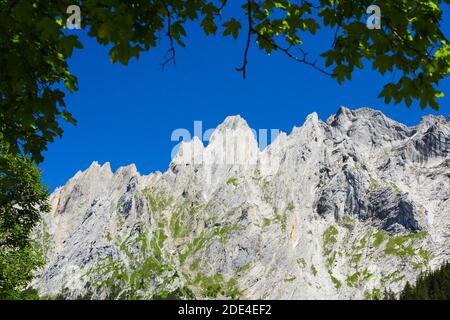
[368,187,420,233]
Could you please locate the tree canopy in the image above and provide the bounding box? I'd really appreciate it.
[398,262,450,300]
[1,0,450,162]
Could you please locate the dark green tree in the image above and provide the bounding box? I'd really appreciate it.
[399,281,414,300]
[0,133,49,299]
[398,262,450,300]
[382,288,397,300]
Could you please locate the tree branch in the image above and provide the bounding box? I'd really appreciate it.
[253,29,334,77]
[236,0,252,79]
[161,2,176,70]
[332,1,343,49]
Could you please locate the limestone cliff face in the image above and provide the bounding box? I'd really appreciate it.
[32,107,450,300]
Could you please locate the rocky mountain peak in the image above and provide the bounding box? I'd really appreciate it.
[172,136,205,165]
[217,114,250,130]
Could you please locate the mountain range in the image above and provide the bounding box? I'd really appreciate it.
[32,107,450,299]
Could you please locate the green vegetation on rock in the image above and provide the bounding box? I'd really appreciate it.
[364,288,382,300]
[143,189,172,213]
[237,263,252,274]
[373,231,385,248]
[369,176,380,191]
[389,182,401,194]
[296,258,306,269]
[226,177,238,187]
[262,218,271,227]
[311,265,318,277]
[381,270,405,286]
[323,226,338,246]
[330,272,342,289]
[193,273,242,299]
[384,231,427,257]
[273,212,287,232]
[346,268,372,288]
[284,275,297,283]
[213,226,240,244]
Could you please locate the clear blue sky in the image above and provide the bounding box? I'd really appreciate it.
[40,6,450,190]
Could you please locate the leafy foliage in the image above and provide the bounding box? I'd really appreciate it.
[0,1,80,163]
[1,0,449,163]
[0,134,49,299]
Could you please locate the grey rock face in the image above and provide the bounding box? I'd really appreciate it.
[368,187,420,233]
[32,107,450,300]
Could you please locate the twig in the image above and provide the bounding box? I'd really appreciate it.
[161,2,176,70]
[253,29,334,76]
[236,0,252,79]
[332,2,342,49]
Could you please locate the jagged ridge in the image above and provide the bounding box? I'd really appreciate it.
[32,107,450,300]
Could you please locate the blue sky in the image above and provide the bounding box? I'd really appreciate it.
[40,6,450,190]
